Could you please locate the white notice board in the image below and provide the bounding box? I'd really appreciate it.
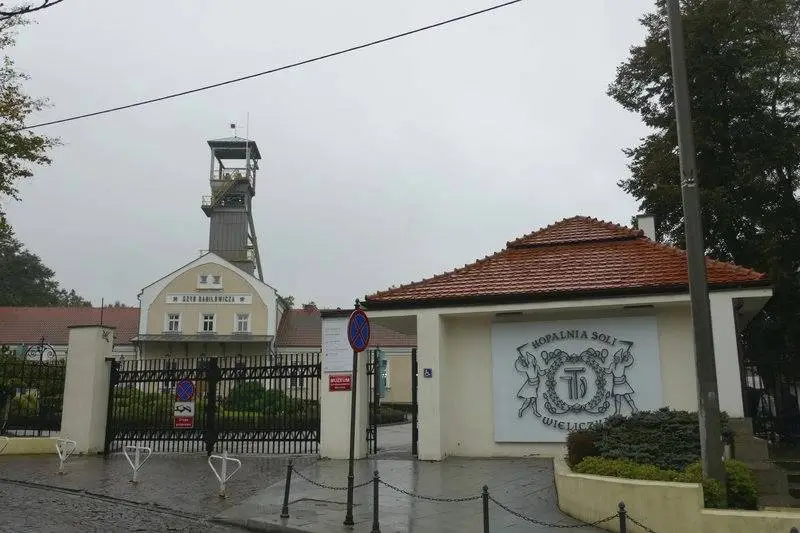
[322,316,352,373]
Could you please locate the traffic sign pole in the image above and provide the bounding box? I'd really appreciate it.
[344,300,371,526]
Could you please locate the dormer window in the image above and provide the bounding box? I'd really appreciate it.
[197,273,223,289]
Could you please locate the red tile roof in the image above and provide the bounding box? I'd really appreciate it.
[364,216,769,308]
[275,307,416,348]
[0,307,140,346]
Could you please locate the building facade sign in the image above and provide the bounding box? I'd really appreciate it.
[491,316,662,443]
[165,293,252,304]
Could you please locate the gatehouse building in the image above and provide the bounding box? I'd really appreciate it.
[320,215,773,461]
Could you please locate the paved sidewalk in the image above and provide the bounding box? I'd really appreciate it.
[0,452,317,519]
[214,457,611,533]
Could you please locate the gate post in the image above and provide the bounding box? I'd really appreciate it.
[103,359,121,456]
[205,357,220,456]
[411,347,418,456]
[61,325,116,454]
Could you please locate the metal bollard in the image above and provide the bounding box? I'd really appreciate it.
[208,450,242,498]
[482,485,490,533]
[371,470,381,533]
[280,460,293,519]
[123,445,152,484]
[55,438,77,475]
[618,502,627,533]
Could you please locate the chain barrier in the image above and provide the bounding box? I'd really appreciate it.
[626,513,659,533]
[290,465,372,491]
[488,495,618,529]
[378,478,482,503]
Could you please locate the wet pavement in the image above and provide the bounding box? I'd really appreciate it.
[0,452,317,532]
[215,456,611,533]
[0,427,610,532]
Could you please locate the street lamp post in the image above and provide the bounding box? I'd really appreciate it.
[665,0,726,485]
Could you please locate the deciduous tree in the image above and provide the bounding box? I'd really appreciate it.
[0,16,59,229]
[609,0,800,375]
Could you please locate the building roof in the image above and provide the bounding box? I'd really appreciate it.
[207,136,261,160]
[364,216,769,309]
[275,307,416,348]
[0,307,140,347]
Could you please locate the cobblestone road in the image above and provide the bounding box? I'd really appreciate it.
[0,482,241,532]
[0,452,318,532]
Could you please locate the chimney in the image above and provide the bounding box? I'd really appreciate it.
[635,214,656,241]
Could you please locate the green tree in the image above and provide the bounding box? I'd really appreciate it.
[277,295,295,309]
[0,225,90,306]
[609,0,800,376]
[0,16,59,229]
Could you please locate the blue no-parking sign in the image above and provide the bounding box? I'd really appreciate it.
[175,379,195,402]
[347,309,371,353]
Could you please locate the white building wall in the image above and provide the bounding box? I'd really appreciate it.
[657,307,698,412]
[438,306,721,458]
[710,293,745,417]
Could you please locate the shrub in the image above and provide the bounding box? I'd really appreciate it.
[11,392,38,414]
[575,456,757,510]
[567,429,600,467]
[565,408,733,471]
[225,381,268,411]
[684,460,757,510]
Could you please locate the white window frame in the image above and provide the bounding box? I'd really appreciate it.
[165,313,181,333]
[200,312,216,333]
[234,312,251,333]
[197,273,223,289]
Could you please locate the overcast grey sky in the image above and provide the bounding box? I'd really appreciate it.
[5,0,651,309]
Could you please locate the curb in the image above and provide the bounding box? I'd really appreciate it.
[213,517,313,533]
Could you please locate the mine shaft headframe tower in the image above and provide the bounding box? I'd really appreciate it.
[201,136,264,282]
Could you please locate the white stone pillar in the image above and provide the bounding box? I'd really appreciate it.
[709,293,745,417]
[319,316,369,459]
[416,311,444,461]
[61,325,115,454]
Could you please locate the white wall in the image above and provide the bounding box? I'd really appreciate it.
[439,306,711,458]
[491,316,663,443]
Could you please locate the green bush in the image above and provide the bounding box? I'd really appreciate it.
[566,430,599,467]
[574,456,757,510]
[225,381,268,411]
[11,392,38,413]
[565,408,733,471]
[224,383,307,415]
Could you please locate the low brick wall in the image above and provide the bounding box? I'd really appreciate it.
[553,456,800,533]
[0,437,58,455]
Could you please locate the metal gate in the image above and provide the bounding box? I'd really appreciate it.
[104,353,321,454]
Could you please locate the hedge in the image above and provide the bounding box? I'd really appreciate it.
[573,456,757,510]
[110,386,319,431]
[566,408,734,471]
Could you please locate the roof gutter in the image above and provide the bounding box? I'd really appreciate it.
[362,279,774,311]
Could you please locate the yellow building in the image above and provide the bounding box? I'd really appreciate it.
[133,252,283,358]
[133,135,286,359]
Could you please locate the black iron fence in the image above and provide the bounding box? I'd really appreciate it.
[744,365,800,443]
[0,354,66,437]
[104,353,321,454]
